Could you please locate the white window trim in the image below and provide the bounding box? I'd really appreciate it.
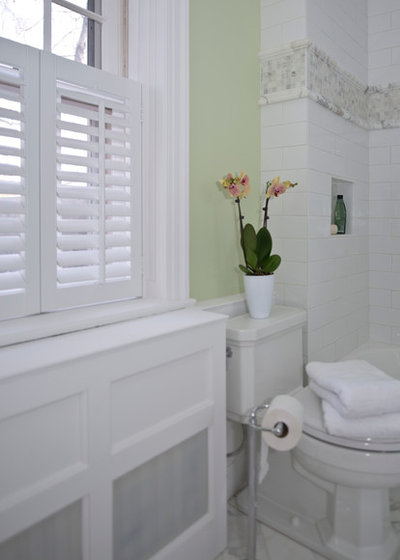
[129,0,190,302]
[102,0,124,75]
[0,0,191,347]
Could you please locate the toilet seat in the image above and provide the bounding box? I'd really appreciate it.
[295,386,400,452]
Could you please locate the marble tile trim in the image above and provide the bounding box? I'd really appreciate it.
[308,45,369,128]
[259,40,400,130]
[368,83,400,129]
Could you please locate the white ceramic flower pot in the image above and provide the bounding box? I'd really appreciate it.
[243,274,275,319]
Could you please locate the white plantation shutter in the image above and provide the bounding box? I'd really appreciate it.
[0,40,40,320]
[41,54,142,311]
[0,42,141,321]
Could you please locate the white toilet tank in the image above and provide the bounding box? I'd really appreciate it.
[226,306,306,422]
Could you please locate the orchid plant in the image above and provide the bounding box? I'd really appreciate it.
[263,176,297,227]
[219,173,297,276]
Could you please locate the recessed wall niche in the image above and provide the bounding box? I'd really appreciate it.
[331,178,353,235]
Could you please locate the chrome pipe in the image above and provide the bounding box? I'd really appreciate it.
[246,404,288,560]
[247,419,258,560]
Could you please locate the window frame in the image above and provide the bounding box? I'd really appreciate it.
[0,0,124,74]
[0,0,190,347]
[129,0,190,302]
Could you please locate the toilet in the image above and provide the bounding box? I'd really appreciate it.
[293,386,400,560]
[226,308,400,560]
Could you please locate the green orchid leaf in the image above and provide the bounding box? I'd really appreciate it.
[246,248,258,270]
[256,226,272,265]
[239,264,255,275]
[262,254,281,273]
[242,223,257,253]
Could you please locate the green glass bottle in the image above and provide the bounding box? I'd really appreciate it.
[334,194,346,234]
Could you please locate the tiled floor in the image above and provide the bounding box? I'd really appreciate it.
[214,480,400,560]
[216,502,327,560]
[217,501,400,560]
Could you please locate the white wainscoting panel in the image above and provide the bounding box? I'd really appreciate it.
[0,393,86,503]
[110,349,211,450]
[0,308,227,560]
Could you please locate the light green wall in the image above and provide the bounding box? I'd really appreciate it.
[189,0,260,301]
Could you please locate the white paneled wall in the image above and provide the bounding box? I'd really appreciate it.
[0,309,227,560]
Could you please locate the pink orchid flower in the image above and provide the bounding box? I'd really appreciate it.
[219,171,251,199]
[266,176,291,198]
[229,183,241,197]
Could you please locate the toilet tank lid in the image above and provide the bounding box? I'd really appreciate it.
[226,306,306,342]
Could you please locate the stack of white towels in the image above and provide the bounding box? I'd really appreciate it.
[306,360,400,439]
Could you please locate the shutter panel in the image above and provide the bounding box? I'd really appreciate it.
[0,39,40,320]
[41,54,142,311]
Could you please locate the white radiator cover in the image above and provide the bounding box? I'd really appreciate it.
[0,308,227,560]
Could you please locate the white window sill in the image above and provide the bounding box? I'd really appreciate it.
[0,298,196,348]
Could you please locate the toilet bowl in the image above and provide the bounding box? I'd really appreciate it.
[292,386,400,560]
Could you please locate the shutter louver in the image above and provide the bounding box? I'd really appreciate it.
[0,41,40,320]
[56,87,133,287]
[56,91,101,286]
[41,56,142,310]
[0,67,25,295]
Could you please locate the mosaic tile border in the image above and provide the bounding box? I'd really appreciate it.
[259,41,400,130]
[307,45,369,128]
[260,40,307,97]
[368,83,400,129]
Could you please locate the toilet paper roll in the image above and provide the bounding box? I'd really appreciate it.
[261,394,303,451]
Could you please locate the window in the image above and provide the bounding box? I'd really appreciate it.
[0,0,125,74]
[0,38,141,321]
[0,0,190,345]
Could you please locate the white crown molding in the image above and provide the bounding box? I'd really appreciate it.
[258,87,309,106]
[258,39,311,61]
[129,0,189,300]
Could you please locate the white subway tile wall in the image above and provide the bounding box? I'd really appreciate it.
[307,0,368,83]
[261,96,370,360]
[260,98,308,311]
[260,1,400,361]
[369,0,400,85]
[368,0,400,344]
[370,128,400,344]
[260,1,400,357]
[260,0,307,51]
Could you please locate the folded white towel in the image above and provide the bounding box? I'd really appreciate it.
[306,359,400,418]
[322,400,400,440]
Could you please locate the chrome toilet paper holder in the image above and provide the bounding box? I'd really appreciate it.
[246,403,289,560]
[248,403,288,437]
